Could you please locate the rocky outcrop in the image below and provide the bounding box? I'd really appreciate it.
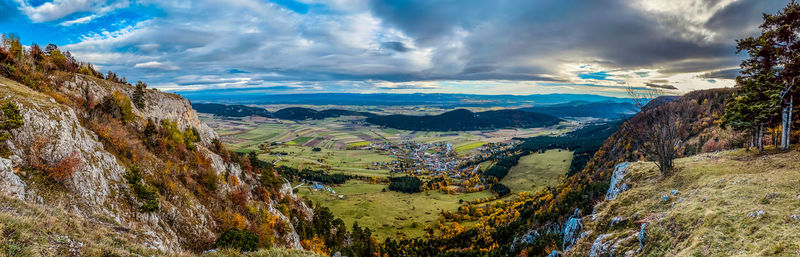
[605,162,630,200]
[0,75,308,254]
[0,156,26,200]
[57,74,218,145]
[562,209,583,251]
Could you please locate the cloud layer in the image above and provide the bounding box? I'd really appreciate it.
[0,0,790,96]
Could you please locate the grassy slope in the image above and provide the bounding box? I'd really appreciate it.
[502,149,573,193]
[570,149,800,256]
[0,196,163,257]
[297,180,493,241]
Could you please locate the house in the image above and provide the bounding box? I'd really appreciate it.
[312,182,324,190]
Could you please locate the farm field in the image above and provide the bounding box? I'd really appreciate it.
[201,112,575,177]
[296,180,495,240]
[501,149,574,193]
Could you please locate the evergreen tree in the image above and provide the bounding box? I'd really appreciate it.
[133,81,147,109]
[735,2,800,149]
[722,73,781,151]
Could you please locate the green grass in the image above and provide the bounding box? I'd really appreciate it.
[571,149,800,256]
[290,136,314,145]
[501,149,573,193]
[0,196,159,257]
[454,141,487,154]
[297,180,494,240]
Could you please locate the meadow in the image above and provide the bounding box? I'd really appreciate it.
[296,180,494,240]
[201,111,578,239]
[501,149,574,193]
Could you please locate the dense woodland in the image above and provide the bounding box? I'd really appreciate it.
[366,109,562,131]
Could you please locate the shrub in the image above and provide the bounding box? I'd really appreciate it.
[100,91,135,123]
[216,228,259,252]
[124,165,159,213]
[0,102,23,142]
[48,151,84,182]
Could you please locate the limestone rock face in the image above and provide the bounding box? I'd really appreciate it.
[0,76,306,253]
[0,156,26,200]
[58,75,218,145]
[605,162,630,200]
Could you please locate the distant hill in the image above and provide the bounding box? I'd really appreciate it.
[642,95,680,111]
[519,101,636,119]
[365,109,562,131]
[272,107,374,120]
[191,103,270,117]
[191,104,374,120]
[183,92,633,107]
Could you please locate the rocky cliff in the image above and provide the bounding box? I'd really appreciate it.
[0,75,310,255]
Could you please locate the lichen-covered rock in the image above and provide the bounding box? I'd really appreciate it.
[563,209,583,251]
[58,75,218,145]
[0,156,27,200]
[605,162,630,200]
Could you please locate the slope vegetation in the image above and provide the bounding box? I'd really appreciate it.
[569,149,800,256]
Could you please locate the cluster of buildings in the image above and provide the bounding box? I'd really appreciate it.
[367,140,519,178]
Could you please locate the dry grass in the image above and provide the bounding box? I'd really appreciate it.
[570,148,800,256]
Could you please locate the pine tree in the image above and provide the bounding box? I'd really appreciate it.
[722,73,781,151]
[133,81,147,109]
[735,2,800,149]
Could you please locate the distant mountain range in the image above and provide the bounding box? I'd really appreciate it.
[519,101,636,119]
[365,109,562,131]
[184,92,632,107]
[192,98,638,131]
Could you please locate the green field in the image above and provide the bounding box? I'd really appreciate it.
[454,141,487,154]
[501,149,573,193]
[297,180,494,240]
[258,145,395,176]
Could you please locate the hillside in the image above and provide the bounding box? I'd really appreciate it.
[0,74,317,255]
[365,109,563,131]
[567,149,800,256]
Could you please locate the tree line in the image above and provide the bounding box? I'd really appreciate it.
[723,2,799,151]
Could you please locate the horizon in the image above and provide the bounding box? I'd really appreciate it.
[0,0,790,97]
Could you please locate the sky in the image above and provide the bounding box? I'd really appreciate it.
[0,0,790,97]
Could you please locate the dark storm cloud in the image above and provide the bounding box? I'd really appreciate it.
[645,83,679,90]
[700,68,741,79]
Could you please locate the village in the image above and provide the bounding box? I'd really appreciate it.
[367,140,520,178]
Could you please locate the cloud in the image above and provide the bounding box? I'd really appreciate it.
[13,0,129,23]
[59,14,97,26]
[34,0,783,94]
[134,61,179,70]
[645,82,678,90]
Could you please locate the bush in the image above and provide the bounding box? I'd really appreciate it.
[216,228,259,252]
[124,165,159,213]
[48,151,83,182]
[0,102,23,142]
[100,91,135,123]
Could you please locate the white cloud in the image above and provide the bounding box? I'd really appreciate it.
[59,14,97,26]
[14,0,128,23]
[134,61,180,70]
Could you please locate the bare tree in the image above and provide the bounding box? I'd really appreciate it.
[624,84,683,175]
